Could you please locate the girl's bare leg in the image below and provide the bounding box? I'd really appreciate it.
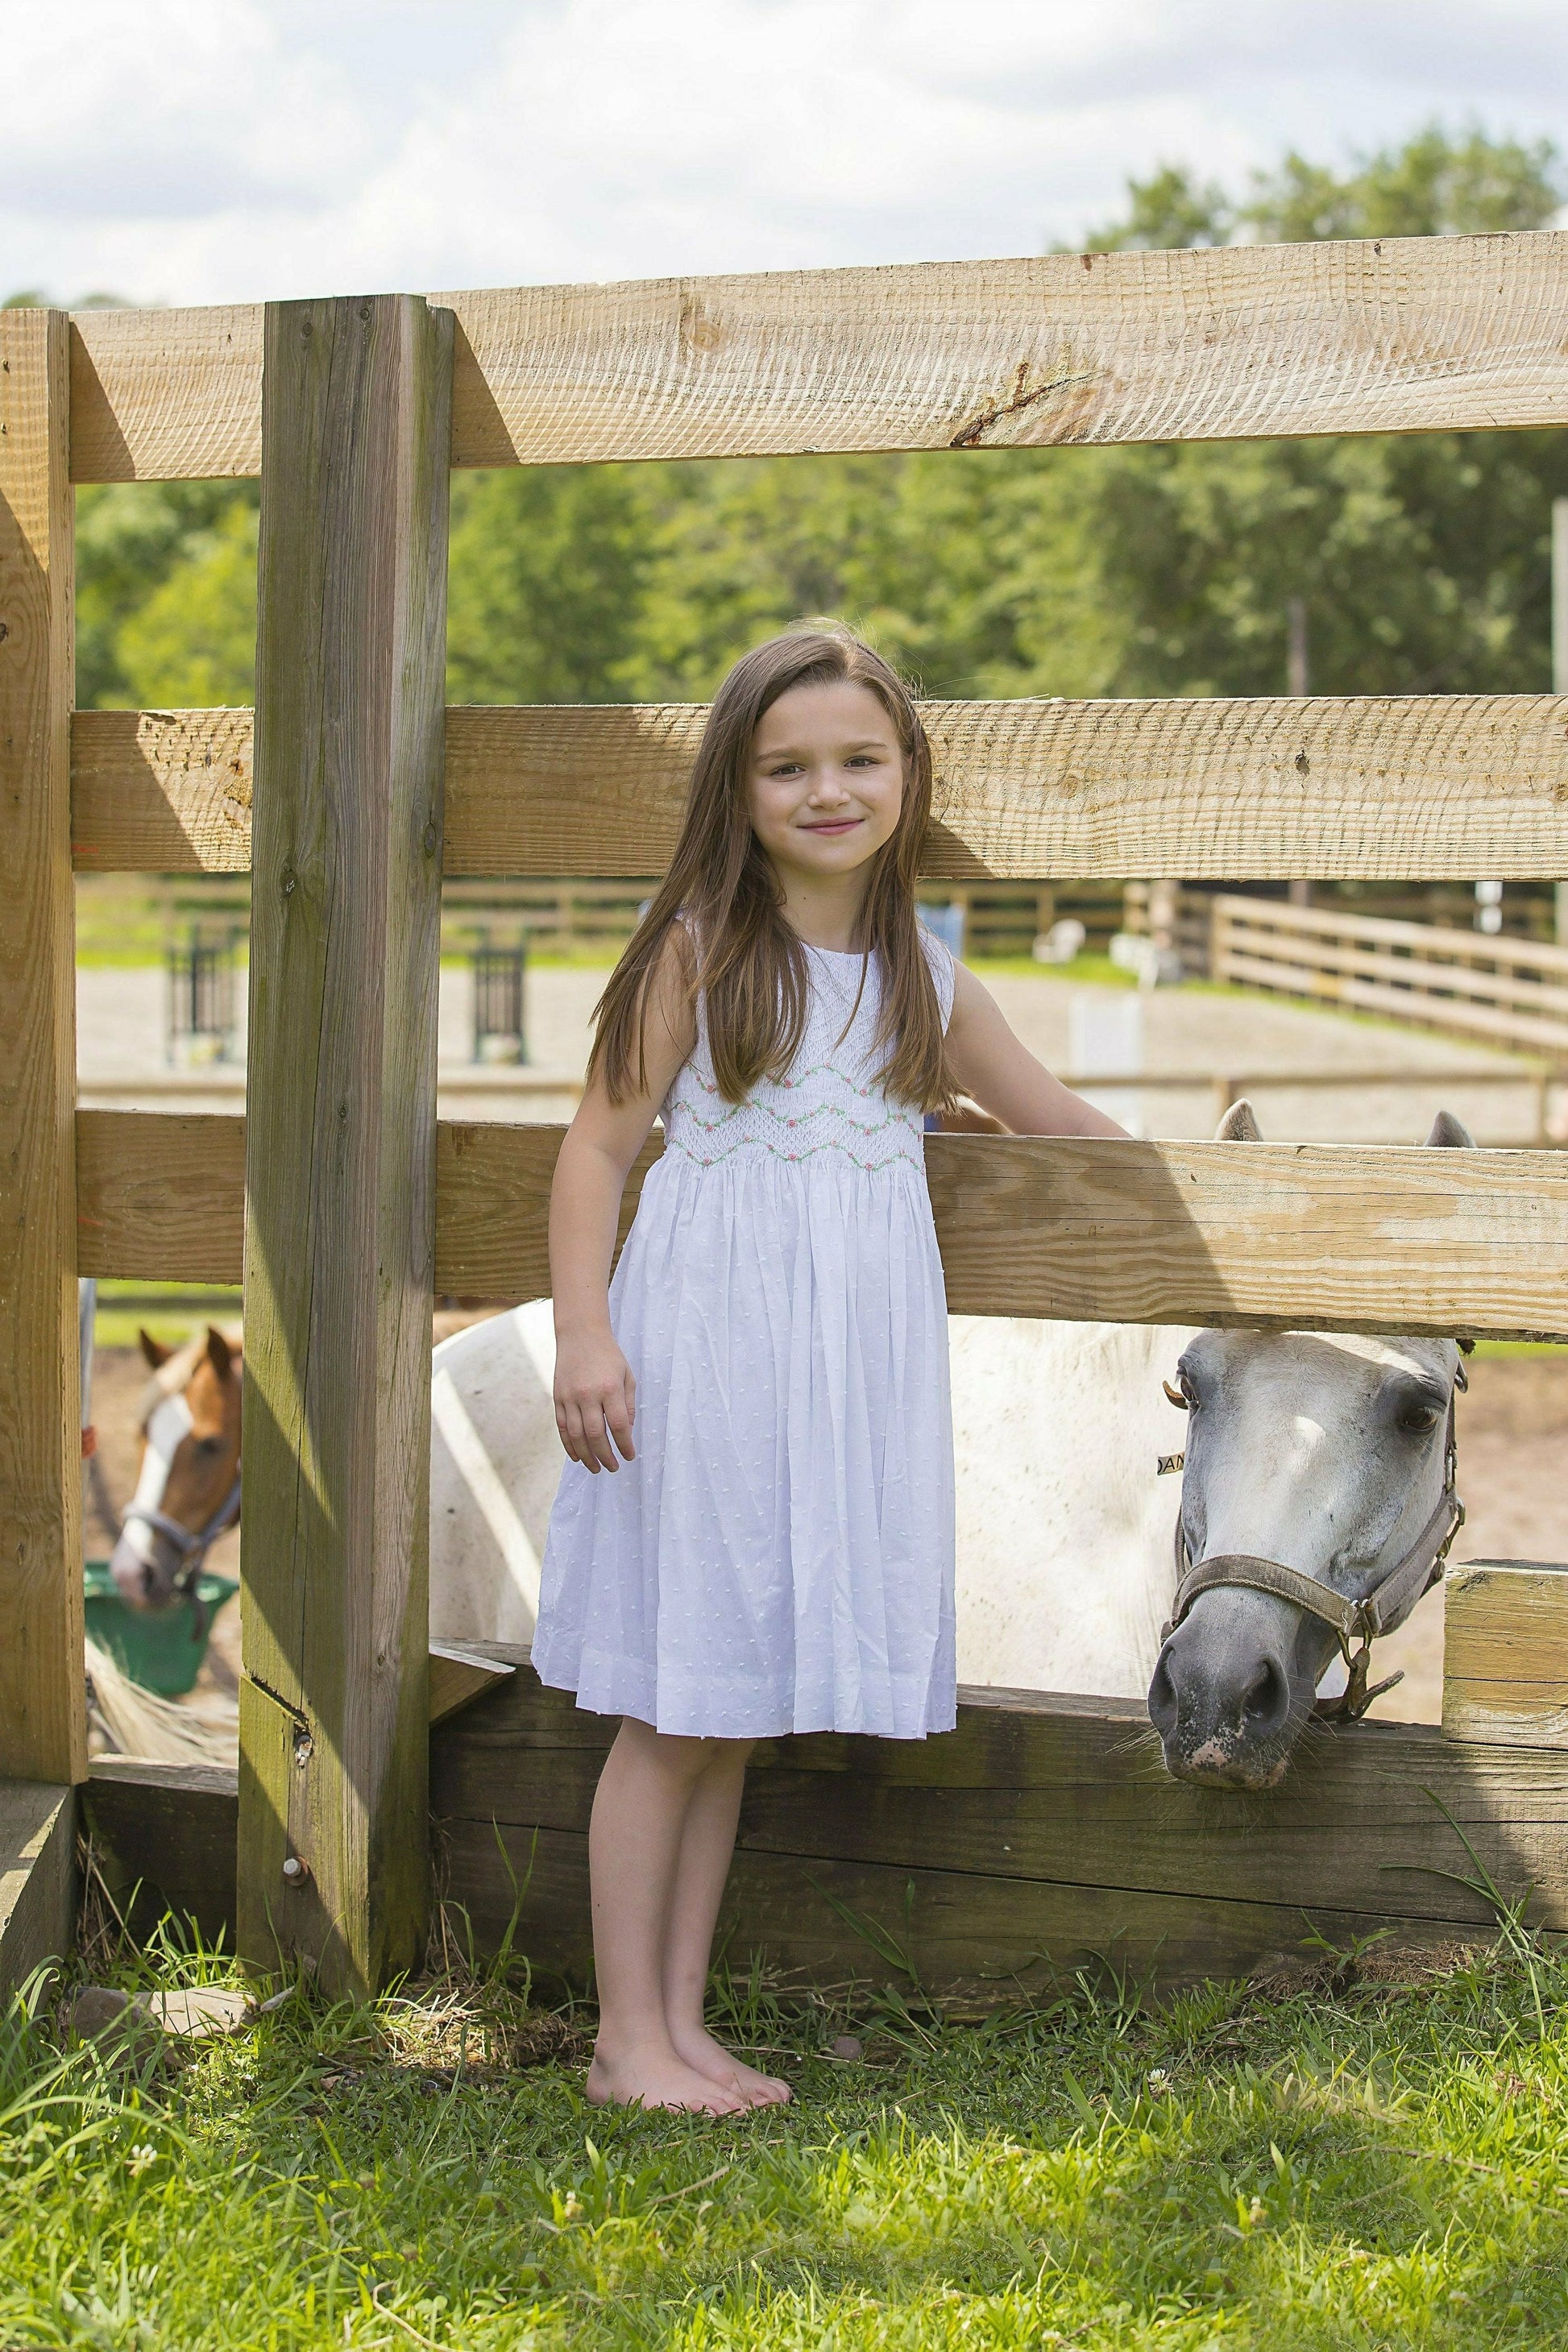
[585,1719,747,2113]
[662,1744,791,2107]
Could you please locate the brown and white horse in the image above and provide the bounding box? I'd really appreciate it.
[107,1326,243,1609]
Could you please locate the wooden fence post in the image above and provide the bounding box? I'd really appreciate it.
[0,307,87,1791]
[239,295,452,1996]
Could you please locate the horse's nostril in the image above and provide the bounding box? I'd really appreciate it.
[1147,1649,1178,1737]
[1242,1657,1289,1736]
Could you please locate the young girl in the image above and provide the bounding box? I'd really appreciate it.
[533,628,1123,2114]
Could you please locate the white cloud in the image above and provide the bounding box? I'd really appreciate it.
[1,0,1563,305]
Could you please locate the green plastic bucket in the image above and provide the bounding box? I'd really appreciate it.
[84,1561,239,1698]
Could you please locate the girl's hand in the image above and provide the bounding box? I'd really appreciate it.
[554,1328,637,1473]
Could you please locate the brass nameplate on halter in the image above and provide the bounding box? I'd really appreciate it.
[1156,1453,1185,1477]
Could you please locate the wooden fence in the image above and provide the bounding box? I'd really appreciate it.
[1192,894,1568,1057]
[7,230,1568,1997]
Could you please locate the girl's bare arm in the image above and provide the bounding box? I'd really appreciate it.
[550,936,696,1472]
[943,962,1129,1139]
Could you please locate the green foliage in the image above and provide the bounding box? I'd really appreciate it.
[76,482,259,708]
[446,464,653,703]
[1085,121,1566,252]
[54,125,1568,717]
[7,1931,1568,2344]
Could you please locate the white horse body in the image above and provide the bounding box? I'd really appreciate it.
[429,1300,1193,1699]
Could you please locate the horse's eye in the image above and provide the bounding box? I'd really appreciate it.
[197,1434,224,1455]
[1398,1403,1440,1434]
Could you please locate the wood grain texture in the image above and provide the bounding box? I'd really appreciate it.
[0,309,87,1785]
[238,294,452,1997]
[71,709,252,872]
[428,1642,516,1727]
[83,1761,235,1944]
[76,1113,1568,1342]
[62,1744,1484,1997]
[0,1782,74,1993]
[434,1123,659,1300]
[432,1670,1568,1929]
[70,693,1568,881]
[1443,1560,1568,1747]
[76,1110,245,1284]
[437,1122,1568,1341]
[67,231,1568,482]
[442,1819,1484,1999]
[429,1660,1547,1994]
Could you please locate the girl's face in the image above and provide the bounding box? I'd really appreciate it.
[746,680,905,886]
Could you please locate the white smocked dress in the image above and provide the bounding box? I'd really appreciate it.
[531,935,957,1740]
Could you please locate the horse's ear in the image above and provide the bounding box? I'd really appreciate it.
[1426,1110,1475,1149]
[1215,1097,1263,1143]
[205,1325,234,1380]
[139,1329,172,1370]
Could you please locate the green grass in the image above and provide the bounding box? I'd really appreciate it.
[8,1913,1568,2348]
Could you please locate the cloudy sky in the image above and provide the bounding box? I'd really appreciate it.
[5,0,1565,306]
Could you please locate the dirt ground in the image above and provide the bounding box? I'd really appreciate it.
[85,1342,1566,1728]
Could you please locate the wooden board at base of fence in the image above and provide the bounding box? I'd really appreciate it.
[74,1110,1568,1341]
[0,1782,75,1997]
[70,693,1568,881]
[67,231,1568,482]
[77,1656,1568,2000]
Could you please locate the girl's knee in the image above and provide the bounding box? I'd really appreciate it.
[616,1718,741,1778]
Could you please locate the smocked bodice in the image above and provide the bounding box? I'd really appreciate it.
[661,940,953,1177]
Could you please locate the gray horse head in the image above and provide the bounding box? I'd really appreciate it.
[1147,1103,1470,1790]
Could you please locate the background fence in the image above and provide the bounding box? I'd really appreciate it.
[1186,893,1568,1058]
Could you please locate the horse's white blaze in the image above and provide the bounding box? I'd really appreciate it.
[431,1367,541,1615]
[122,1393,193,1565]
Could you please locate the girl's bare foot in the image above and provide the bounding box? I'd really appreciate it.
[671,2022,793,2107]
[585,2040,749,2115]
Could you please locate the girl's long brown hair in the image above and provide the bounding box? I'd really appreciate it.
[591,627,952,1113]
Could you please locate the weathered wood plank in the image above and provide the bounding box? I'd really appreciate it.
[436,1123,1568,1342]
[237,294,452,1997]
[0,1783,75,1992]
[429,1661,1568,1933]
[71,709,253,872]
[83,1761,235,1945]
[0,308,87,1786]
[68,232,1568,482]
[434,1124,659,1300]
[66,1745,1490,1998]
[77,1110,245,1284]
[429,1642,516,1727]
[76,1114,1568,1342]
[1443,1560,1568,1747]
[439,1820,1487,1999]
[70,693,1568,881]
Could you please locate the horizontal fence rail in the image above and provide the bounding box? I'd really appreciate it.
[1209,895,1568,1056]
[75,1110,1568,1341]
[71,694,1568,881]
[67,232,1568,483]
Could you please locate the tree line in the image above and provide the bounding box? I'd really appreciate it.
[14,125,1566,714]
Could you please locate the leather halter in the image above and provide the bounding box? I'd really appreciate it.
[121,1475,242,1632]
[1162,1388,1464,1723]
